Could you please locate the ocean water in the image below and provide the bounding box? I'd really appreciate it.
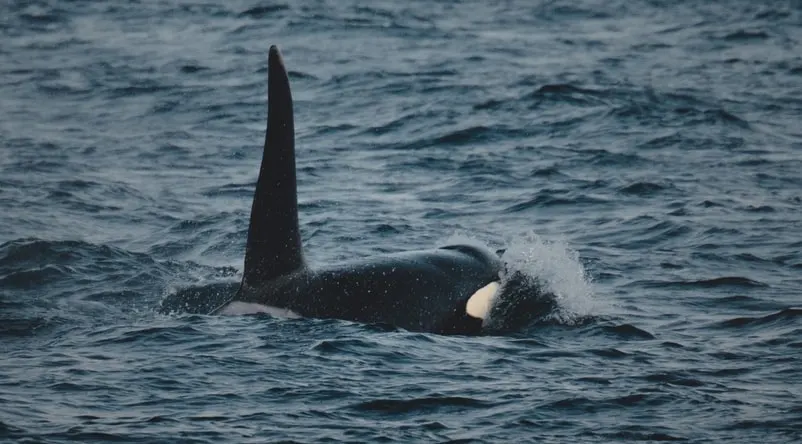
[2,0,801,442]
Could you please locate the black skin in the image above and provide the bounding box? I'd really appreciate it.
[234,244,503,335]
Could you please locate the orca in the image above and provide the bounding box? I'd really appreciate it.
[163,46,554,334]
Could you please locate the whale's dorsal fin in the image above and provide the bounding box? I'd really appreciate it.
[243,46,304,286]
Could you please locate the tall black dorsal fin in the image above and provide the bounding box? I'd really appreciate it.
[243,45,304,287]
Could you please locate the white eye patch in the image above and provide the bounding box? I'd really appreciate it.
[465,281,500,320]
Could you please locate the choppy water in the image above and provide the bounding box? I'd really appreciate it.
[2,0,801,442]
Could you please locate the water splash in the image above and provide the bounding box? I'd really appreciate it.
[501,231,597,324]
[441,231,597,329]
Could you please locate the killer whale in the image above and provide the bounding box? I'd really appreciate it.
[162,45,554,334]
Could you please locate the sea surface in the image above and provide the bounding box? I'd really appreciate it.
[2,0,801,442]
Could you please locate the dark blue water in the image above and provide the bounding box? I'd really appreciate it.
[2,0,801,442]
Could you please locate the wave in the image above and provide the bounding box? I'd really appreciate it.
[715,307,802,329]
[635,276,769,290]
[351,396,494,414]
